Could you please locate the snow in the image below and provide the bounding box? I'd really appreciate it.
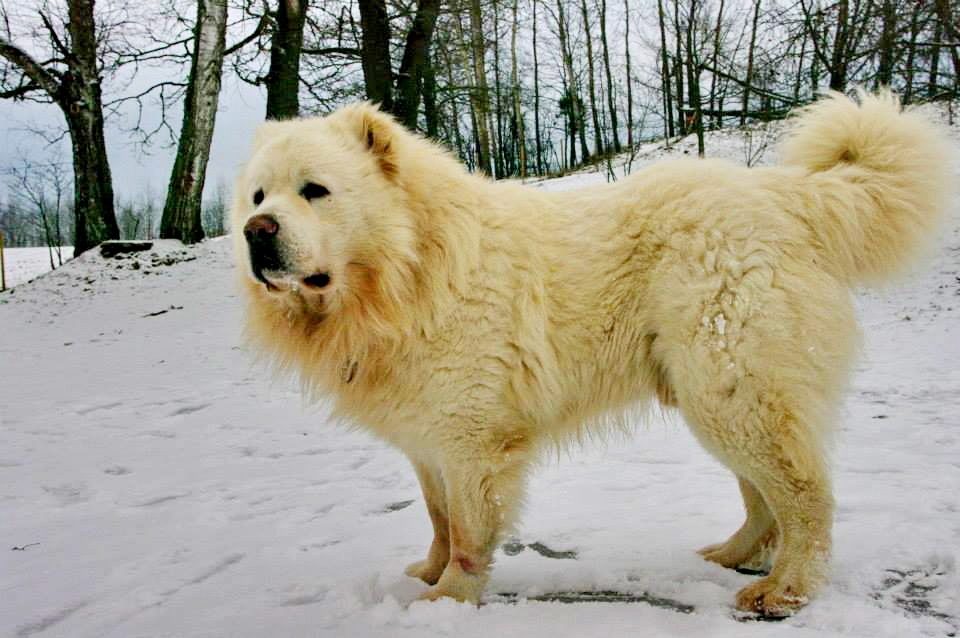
[1,246,72,289]
[2,124,959,637]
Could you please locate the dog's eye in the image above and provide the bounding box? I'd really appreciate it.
[253,189,264,206]
[300,182,330,201]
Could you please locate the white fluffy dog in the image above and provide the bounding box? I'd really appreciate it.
[232,92,950,617]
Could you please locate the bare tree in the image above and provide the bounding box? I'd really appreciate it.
[657,0,675,138]
[708,0,725,128]
[532,0,544,173]
[623,0,633,148]
[598,0,620,152]
[742,0,761,125]
[876,0,896,87]
[6,158,69,266]
[468,0,494,174]
[358,0,394,109]
[0,0,120,256]
[394,0,442,128]
[202,180,229,237]
[266,0,309,119]
[934,0,960,95]
[684,0,705,156]
[510,0,527,177]
[555,0,589,162]
[579,0,603,156]
[160,0,227,243]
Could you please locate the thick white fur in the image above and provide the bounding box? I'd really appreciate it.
[232,92,951,616]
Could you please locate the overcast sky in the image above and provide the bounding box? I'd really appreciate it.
[0,72,267,206]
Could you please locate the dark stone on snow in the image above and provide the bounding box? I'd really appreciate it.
[100,241,153,258]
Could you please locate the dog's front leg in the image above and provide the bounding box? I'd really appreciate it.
[418,438,531,604]
[404,461,449,585]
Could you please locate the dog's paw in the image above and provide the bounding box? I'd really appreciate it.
[416,565,487,604]
[404,559,445,585]
[698,542,749,569]
[416,584,477,604]
[735,577,809,618]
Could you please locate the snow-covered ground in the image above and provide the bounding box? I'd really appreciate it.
[1,124,959,637]
[1,246,72,289]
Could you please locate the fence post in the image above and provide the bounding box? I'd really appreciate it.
[0,231,5,292]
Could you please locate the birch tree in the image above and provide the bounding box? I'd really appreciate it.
[598,0,620,152]
[741,0,761,125]
[468,0,494,174]
[579,0,603,156]
[510,0,527,177]
[160,0,227,243]
[622,0,633,148]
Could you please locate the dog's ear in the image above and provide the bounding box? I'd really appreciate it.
[342,103,399,179]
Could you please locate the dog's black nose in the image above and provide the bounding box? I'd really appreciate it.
[244,214,283,283]
[244,214,279,241]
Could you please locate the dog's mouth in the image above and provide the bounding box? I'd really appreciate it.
[252,269,333,295]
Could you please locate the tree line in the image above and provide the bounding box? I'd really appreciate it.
[1,0,957,255]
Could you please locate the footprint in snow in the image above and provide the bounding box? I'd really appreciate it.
[501,540,578,559]
[167,402,210,417]
[872,563,958,635]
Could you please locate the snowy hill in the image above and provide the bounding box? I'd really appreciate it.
[1,124,959,637]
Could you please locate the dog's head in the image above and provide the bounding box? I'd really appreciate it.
[231,104,420,321]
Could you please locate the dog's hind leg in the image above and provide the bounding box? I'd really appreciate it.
[649,238,855,616]
[698,475,777,572]
[405,461,450,585]
[682,386,834,618]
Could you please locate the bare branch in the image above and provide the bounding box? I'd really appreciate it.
[224,13,271,57]
[0,37,62,99]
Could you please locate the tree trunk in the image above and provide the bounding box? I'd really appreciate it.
[265,0,307,120]
[657,0,674,138]
[65,0,120,255]
[685,0,705,156]
[876,0,896,87]
[0,0,122,255]
[929,16,942,97]
[623,0,633,148]
[579,0,603,156]
[358,0,394,110]
[903,0,922,102]
[793,27,807,103]
[533,0,544,173]
[440,40,466,158]
[809,8,822,93]
[160,0,226,243]
[423,57,439,138]
[468,0,493,175]
[673,0,686,135]
[492,0,506,176]
[935,0,960,96]
[556,0,590,162]
[510,0,526,177]
[393,0,442,128]
[709,0,724,129]
[598,0,620,152]
[742,0,761,126]
[829,0,849,91]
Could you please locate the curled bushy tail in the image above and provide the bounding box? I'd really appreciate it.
[781,90,953,284]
